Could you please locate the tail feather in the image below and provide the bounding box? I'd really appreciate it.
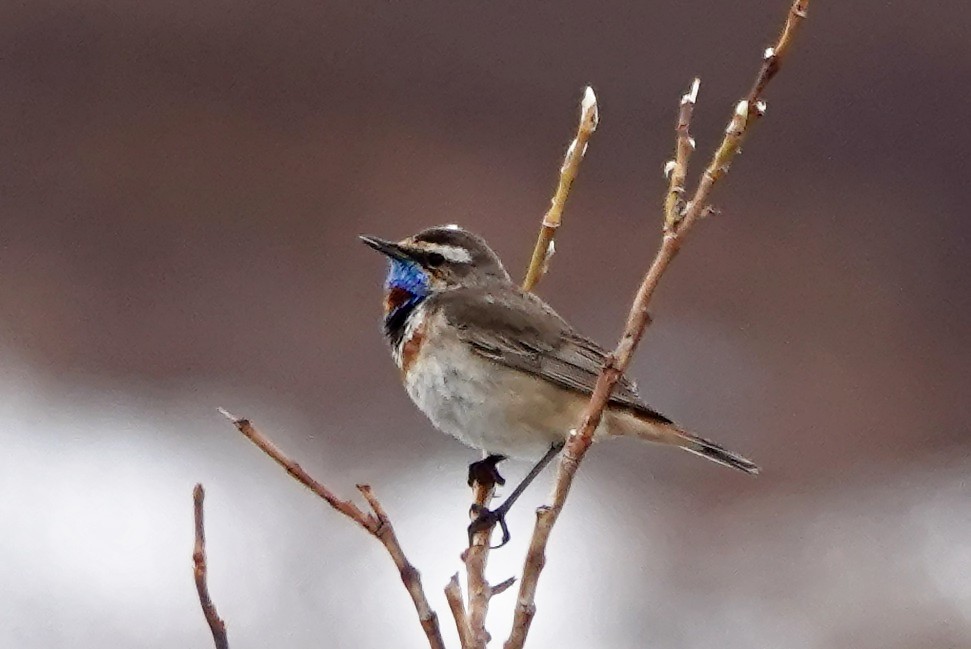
[610,408,760,475]
[678,430,760,475]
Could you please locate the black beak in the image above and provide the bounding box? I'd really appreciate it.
[359,235,412,262]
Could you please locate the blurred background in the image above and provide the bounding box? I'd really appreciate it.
[1,1,969,648]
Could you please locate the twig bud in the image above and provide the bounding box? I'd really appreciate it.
[541,240,555,273]
[681,77,701,105]
[581,86,599,132]
[726,100,749,134]
[663,160,676,179]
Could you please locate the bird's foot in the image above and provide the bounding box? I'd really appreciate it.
[467,503,511,549]
[467,454,507,488]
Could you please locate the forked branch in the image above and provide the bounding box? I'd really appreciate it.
[216,409,446,649]
[203,3,810,647]
[461,84,601,648]
[505,2,811,647]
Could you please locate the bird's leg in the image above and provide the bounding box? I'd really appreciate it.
[467,454,507,488]
[467,441,565,549]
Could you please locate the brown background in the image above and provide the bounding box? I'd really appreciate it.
[1,1,969,648]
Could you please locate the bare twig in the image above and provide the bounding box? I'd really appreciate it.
[689,0,810,196]
[463,480,497,649]
[664,78,700,231]
[462,89,599,637]
[192,484,229,649]
[463,87,599,642]
[747,0,809,106]
[445,573,474,649]
[357,484,445,647]
[505,2,810,647]
[522,86,599,292]
[216,408,372,529]
[492,576,517,597]
[217,409,446,649]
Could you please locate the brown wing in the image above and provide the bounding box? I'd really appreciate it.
[431,284,672,423]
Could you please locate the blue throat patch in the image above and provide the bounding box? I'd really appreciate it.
[383,259,429,345]
[385,258,430,298]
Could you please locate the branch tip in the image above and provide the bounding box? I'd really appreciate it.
[216,407,238,422]
[522,85,600,291]
[726,100,749,133]
[222,414,445,649]
[445,573,473,649]
[681,77,701,105]
[492,577,517,597]
[580,86,599,131]
[192,483,230,649]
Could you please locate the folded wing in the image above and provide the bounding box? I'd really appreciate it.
[432,285,672,424]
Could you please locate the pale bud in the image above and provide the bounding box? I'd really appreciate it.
[581,86,599,131]
[681,77,701,105]
[726,100,749,133]
[541,240,555,273]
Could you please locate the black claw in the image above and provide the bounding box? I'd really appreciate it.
[464,443,563,550]
[467,454,507,488]
[467,505,511,549]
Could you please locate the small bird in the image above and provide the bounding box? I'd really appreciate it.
[361,225,758,544]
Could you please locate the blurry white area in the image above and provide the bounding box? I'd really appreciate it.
[1,356,969,649]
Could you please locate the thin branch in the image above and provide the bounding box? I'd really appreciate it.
[503,505,547,649]
[217,409,446,649]
[747,0,809,104]
[491,576,517,597]
[691,0,810,195]
[462,92,600,642]
[463,481,497,649]
[505,2,811,647]
[445,573,474,649]
[522,86,599,292]
[192,484,229,649]
[216,408,372,531]
[664,78,700,231]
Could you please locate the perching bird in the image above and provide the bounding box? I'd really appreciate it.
[361,225,758,544]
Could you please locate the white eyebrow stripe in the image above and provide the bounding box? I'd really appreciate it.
[426,243,473,263]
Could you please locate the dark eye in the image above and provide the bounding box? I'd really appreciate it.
[426,252,445,267]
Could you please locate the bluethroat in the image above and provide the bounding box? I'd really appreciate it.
[361,225,758,546]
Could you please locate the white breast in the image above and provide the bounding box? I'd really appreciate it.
[399,307,595,460]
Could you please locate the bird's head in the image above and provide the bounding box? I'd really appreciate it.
[360,225,510,311]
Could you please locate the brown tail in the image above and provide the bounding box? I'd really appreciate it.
[611,409,760,475]
[675,429,760,475]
